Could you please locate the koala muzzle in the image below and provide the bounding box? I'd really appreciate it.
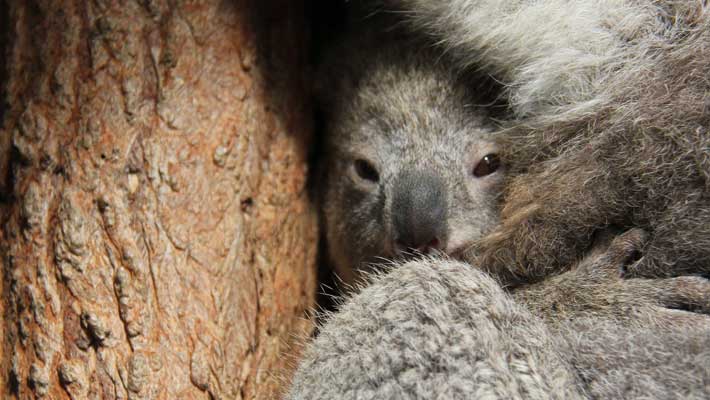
[391,170,448,253]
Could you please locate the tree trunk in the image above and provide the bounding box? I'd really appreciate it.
[0,1,317,399]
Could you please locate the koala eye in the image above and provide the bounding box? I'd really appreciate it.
[354,158,380,183]
[472,154,501,177]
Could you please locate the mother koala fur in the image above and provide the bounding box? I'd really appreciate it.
[290,1,710,399]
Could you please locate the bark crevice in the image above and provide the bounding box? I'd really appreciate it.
[1,1,316,398]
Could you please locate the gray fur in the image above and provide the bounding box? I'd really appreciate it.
[556,318,710,399]
[318,23,503,285]
[293,1,710,398]
[289,258,585,399]
[382,0,710,285]
[289,231,710,399]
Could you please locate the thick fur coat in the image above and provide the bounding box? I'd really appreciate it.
[289,230,710,398]
[289,255,710,398]
[397,0,710,284]
[290,1,710,398]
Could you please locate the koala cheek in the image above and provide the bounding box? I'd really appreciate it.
[445,212,498,255]
[444,225,480,256]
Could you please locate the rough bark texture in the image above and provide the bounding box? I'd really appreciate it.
[0,1,317,399]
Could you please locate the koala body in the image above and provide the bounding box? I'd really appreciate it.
[378,0,710,286]
[318,23,504,285]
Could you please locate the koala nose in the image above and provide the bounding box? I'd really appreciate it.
[391,170,447,254]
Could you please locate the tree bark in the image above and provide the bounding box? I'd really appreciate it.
[0,1,317,399]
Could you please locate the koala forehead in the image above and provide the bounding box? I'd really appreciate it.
[326,50,496,166]
[329,89,495,177]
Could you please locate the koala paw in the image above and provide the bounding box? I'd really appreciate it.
[518,228,710,325]
[577,228,648,278]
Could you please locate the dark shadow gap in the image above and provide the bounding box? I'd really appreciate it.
[307,0,349,319]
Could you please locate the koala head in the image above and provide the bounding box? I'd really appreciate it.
[317,34,504,285]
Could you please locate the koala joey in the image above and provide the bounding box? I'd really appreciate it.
[316,23,505,286]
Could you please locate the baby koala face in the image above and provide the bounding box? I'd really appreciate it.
[320,51,505,286]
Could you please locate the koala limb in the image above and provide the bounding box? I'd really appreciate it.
[515,228,710,398]
[514,228,710,324]
[555,317,710,399]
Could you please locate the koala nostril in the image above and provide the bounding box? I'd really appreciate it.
[417,238,440,253]
[422,238,443,254]
[427,238,440,250]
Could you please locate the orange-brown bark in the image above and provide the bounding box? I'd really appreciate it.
[0,1,316,398]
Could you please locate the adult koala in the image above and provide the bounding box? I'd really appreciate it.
[392,0,710,285]
[289,1,710,398]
